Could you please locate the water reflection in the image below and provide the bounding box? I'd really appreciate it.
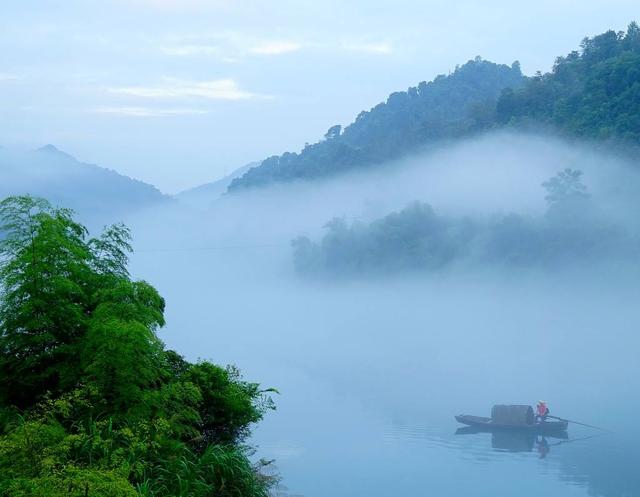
[455,426,570,457]
[555,434,640,497]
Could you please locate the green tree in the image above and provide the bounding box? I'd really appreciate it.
[0,196,94,407]
[324,124,342,140]
[0,195,276,497]
[80,280,167,413]
[185,363,276,446]
[542,168,589,207]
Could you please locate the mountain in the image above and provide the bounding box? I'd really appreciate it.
[229,58,525,191]
[496,22,640,142]
[0,145,170,227]
[176,162,256,208]
[230,22,640,192]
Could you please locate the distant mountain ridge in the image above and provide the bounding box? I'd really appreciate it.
[176,162,256,208]
[0,145,170,227]
[229,22,640,192]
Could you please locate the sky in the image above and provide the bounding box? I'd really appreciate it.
[0,0,638,193]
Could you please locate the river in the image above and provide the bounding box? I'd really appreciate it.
[132,244,640,497]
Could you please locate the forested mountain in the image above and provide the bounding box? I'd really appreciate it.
[0,146,170,226]
[229,59,524,191]
[497,22,640,142]
[230,23,640,192]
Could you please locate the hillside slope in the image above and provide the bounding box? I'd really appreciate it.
[229,58,524,191]
[0,145,170,226]
[497,22,640,142]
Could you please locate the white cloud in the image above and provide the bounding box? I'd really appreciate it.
[161,44,219,56]
[93,106,208,117]
[0,73,21,81]
[110,78,260,100]
[249,41,302,55]
[127,0,229,10]
[157,33,304,58]
[341,42,393,55]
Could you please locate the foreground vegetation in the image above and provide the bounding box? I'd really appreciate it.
[0,196,276,496]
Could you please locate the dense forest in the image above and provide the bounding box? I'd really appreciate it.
[0,196,276,497]
[497,22,640,141]
[292,169,633,275]
[230,23,640,191]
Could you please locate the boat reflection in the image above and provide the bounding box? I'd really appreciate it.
[455,426,569,457]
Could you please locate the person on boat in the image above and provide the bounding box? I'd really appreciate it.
[536,400,549,423]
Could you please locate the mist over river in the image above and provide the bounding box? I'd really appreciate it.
[131,250,640,497]
[5,6,640,496]
[127,134,640,497]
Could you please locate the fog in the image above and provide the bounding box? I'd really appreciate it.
[117,132,640,496]
[4,1,639,190]
[130,131,640,273]
[0,145,169,230]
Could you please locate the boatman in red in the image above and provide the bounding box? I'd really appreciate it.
[536,400,550,423]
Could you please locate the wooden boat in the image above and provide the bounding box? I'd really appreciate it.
[455,414,568,432]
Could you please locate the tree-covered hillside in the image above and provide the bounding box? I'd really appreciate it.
[292,169,633,276]
[0,196,275,497]
[229,23,640,192]
[229,59,524,191]
[497,22,640,142]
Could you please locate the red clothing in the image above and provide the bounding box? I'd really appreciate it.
[537,404,549,416]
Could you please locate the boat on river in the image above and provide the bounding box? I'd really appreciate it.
[455,414,568,432]
[455,405,568,433]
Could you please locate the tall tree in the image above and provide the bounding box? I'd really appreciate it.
[0,196,93,406]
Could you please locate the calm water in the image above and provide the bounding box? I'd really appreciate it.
[127,134,640,497]
[133,247,640,497]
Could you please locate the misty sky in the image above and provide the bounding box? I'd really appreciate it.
[0,0,637,193]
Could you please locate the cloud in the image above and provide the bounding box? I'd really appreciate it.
[249,41,302,55]
[93,106,207,117]
[110,78,260,100]
[157,33,391,59]
[127,0,230,10]
[341,42,392,55]
[0,73,21,81]
[160,45,219,56]
[159,34,303,59]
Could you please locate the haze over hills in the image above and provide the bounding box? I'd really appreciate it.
[229,23,640,192]
[9,23,635,217]
[176,162,256,208]
[229,58,524,191]
[3,10,640,497]
[0,145,170,227]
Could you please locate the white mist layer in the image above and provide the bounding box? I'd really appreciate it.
[120,131,640,497]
